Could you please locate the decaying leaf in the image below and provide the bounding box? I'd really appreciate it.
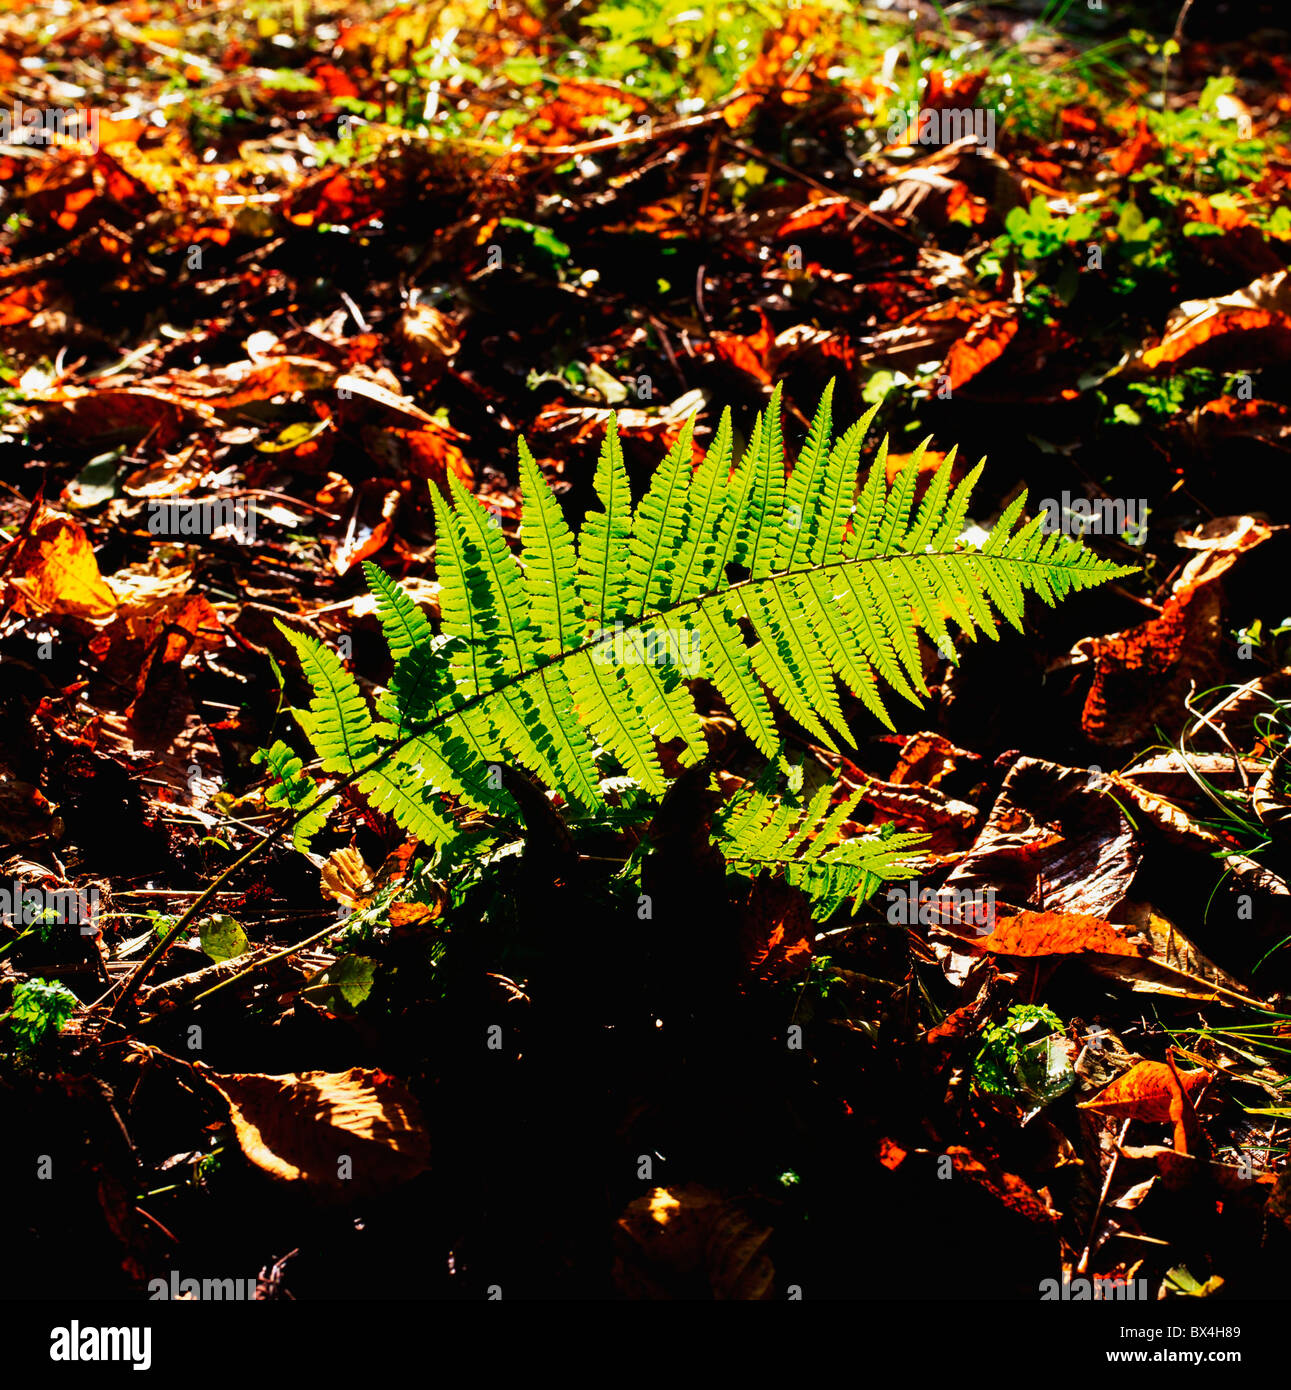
[613,1184,775,1300]
[203,1066,431,1199]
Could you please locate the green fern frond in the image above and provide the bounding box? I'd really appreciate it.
[714,776,929,920]
[280,382,1134,853]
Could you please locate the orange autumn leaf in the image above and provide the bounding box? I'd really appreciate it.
[0,281,52,326]
[922,68,988,110]
[885,448,948,487]
[1184,194,1252,232]
[877,1137,908,1170]
[1109,115,1160,176]
[1139,269,1291,369]
[6,511,117,620]
[777,197,850,238]
[725,9,830,128]
[711,309,774,385]
[942,306,1018,389]
[514,80,647,148]
[945,1146,1058,1224]
[977,909,1143,957]
[1078,1060,1210,1123]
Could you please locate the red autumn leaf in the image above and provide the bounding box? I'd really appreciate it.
[711,309,774,385]
[938,304,1018,389]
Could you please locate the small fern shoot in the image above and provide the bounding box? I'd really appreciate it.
[713,774,929,920]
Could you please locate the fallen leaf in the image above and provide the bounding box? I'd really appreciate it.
[204,1066,431,1199]
[1137,269,1291,369]
[6,510,117,619]
[1079,1060,1210,1123]
[976,908,1143,958]
[613,1184,775,1299]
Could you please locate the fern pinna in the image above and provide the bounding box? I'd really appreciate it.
[274,381,1131,871]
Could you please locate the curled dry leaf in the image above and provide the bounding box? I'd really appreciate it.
[887,731,983,790]
[613,1184,775,1300]
[1136,268,1291,369]
[1075,516,1272,746]
[942,757,1141,918]
[320,847,374,910]
[204,1066,431,1200]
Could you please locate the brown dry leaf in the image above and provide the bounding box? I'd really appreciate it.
[1121,1145,1274,1202]
[204,1066,430,1198]
[613,1184,775,1300]
[1188,396,1291,451]
[362,422,473,487]
[166,355,338,407]
[1102,900,1266,1007]
[333,487,399,576]
[0,776,59,843]
[888,732,982,788]
[6,510,117,620]
[851,773,979,854]
[393,302,460,374]
[739,875,815,982]
[27,384,214,447]
[1079,1060,1210,1123]
[941,757,1142,917]
[335,371,440,427]
[777,196,850,238]
[1107,771,1291,947]
[1136,269,1291,369]
[88,566,224,695]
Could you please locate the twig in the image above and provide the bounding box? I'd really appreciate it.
[1077,1117,1132,1275]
